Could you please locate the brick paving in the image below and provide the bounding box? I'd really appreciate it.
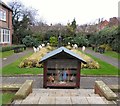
[13,89,116,105]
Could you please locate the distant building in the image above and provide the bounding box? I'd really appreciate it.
[109,17,120,27]
[97,17,120,31]
[0,1,13,45]
[98,20,109,30]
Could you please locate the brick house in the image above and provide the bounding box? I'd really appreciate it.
[98,20,109,31]
[0,1,13,45]
[109,17,120,27]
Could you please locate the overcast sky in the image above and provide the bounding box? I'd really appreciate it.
[4,0,119,25]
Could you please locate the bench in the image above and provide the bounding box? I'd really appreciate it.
[14,80,33,100]
[94,81,118,101]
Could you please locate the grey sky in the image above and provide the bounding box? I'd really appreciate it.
[4,0,119,25]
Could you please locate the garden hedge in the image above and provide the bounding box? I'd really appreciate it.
[0,45,26,52]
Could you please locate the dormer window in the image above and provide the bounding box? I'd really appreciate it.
[0,9,6,21]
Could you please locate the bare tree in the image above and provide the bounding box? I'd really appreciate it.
[8,0,38,44]
[8,1,24,26]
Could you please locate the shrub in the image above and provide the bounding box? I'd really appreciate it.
[22,36,40,47]
[19,47,53,68]
[71,49,100,69]
[0,46,13,52]
[99,44,112,51]
[46,45,54,51]
[19,46,100,69]
[73,35,89,47]
[49,36,58,46]
[66,45,72,50]
[36,63,43,68]
[19,59,38,68]
[0,45,26,52]
[82,60,100,69]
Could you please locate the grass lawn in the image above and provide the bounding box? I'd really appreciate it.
[0,50,14,58]
[104,51,120,60]
[1,52,43,76]
[0,93,15,104]
[81,53,119,75]
[1,49,119,76]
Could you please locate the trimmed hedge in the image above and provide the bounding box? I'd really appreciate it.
[0,45,26,52]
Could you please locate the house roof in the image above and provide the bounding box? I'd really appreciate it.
[39,47,87,64]
[0,1,13,11]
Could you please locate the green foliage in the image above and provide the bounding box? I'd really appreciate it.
[63,37,73,45]
[73,35,89,47]
[22,36,40,47]
[0,46,14,52]
[0,45,26,52]
[66,18,77,38]
[89,26,120,53]
[9,1,36,44]
[63,33,89,47]
[49,36,58,46]
[71,18,77,31]
[12,14,33,44]
[33,32,43,42]
[99,44,112,51]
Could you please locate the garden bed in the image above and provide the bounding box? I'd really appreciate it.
[2,47,119,76]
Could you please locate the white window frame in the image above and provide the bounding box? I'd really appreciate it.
[0,9,6,21]
[0,29,10,43]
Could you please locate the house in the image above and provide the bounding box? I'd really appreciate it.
[98,20,109,30]
[0,1,13,45]
[39,47,86,88]
[97,17,120,31]
[109,17,120,27]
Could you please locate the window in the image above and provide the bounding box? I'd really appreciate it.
[0,9,6,21]
[0,29,10,43]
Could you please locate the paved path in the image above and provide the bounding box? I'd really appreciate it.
[2,76,119,89]
[13,89,116,105]
[85,48,120,69]
[0,48,33,68]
